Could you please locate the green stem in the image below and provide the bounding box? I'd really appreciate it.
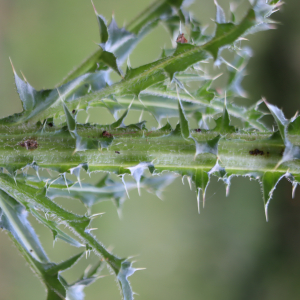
[0,125,297,174]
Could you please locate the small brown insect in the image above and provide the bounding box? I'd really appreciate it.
[115,151,120,154]
[249,149,264,156]
[72,109,76,114]
[19,139,38,150]
[176,33,188,44]
[194,128,202,132]
[48,122,53,127]
[102,130,113,138]
[30,249,33,252]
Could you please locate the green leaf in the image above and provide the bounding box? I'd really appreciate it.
[30,209,84,248]
[213,105,236,134]
[128,162,155,195]
[226,47,252,98]
[288,115,300,135]
[92,5,109,43]
[110,106,130,129]
[46,252,84,276]
[214,0,226,24]
[0,173,136,300]
[192,168,209,212]
[204,9,256,60]
[98,48,123,77]
[0,189,49,263]
[164,43,208,79]
[59,0,186,85]
[63,103,76,132]
[14,6,261,123]
[195,135,221,156]
[264,100,288,141]
[117,260,136,300]
[47,178,135,209]
[1,69,107,125]
[60,261,104,300]
[264,101,300,166]
[194,80,215,102]
[261,171,285,221]
[178,97,190,139]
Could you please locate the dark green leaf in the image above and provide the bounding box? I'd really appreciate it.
[192,168,209,212]
[204,9,256,60]
[63,103,76,132]
[110,107,130,129]
[92,5,109,43]
[288,115,300,135]
[164,43,208,79]
[213,106,235,134]
[99,48,123,77]
[178,98,190,139]
[261,171,285,221]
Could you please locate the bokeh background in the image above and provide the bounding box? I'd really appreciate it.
[1,0,300,299]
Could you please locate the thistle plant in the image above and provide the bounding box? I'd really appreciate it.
[0,0,294,299]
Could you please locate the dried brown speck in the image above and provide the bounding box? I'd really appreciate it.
[176,33,188,43]
[30,249,33,252]
[249,149,264,156]
[115,151,120,154]
[194,128,201,132]
[102,130,113,138]
[19,139,38,150]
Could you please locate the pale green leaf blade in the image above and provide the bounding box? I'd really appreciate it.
[0,189,49,263]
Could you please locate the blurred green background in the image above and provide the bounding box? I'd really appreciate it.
[1,0,300,299]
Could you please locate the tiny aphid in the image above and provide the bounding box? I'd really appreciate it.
[249,149,264,156]
[102,131,113,138]
[19,139,38,150]
[176,33,188,44]
[115,151,120,154]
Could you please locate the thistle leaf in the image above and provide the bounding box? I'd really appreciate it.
[213,105,235,134]
[195,135,221,156]
[30,209,84,248]
[1,71,107,125]
[261,172,285,221]
[0,189,48,262]
[178,97,190,139]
